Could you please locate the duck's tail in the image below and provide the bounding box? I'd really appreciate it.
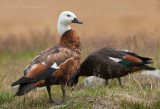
[14,83,35,96]
[139,65,155,71]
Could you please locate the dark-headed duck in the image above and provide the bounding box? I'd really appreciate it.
[68,47,155,88]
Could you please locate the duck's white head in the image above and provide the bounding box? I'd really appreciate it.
[57,11,83,36]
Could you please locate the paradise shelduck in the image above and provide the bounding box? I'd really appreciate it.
[11,11,83,103]
[67,47,155,88]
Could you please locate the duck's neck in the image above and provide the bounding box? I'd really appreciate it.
[59,29,80,50]
[57,24,71,36]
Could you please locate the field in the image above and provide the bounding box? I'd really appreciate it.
[0,0,160,108]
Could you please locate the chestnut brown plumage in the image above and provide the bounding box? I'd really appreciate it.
[67,47,155,88]
[11,11,83,103]
[11,29,81,103]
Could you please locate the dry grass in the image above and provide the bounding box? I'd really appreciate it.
[1,0,160,37]
[0,0,160,108]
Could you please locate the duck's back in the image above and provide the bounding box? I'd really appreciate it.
[79,47,130,79]
[79,47,155,80]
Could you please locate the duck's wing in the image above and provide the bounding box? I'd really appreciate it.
[120,50,153,64]
[11,46,80,86]
[93,47,155,70]
[106,49,155,70]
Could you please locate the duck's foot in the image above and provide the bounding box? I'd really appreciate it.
[62,98,67,103]
[118,77,123,88]
[50,98,62,105]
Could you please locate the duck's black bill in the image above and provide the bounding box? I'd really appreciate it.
[72,18,83,24]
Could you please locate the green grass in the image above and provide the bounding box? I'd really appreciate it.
[0,91,14,107]
[1,77,159,109]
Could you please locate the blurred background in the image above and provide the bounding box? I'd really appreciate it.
[0,0,160,52]
[0,0,160,108]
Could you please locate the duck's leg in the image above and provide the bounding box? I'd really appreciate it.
[118,77,123,88]
[46,86,54,102]
[47,86,62,104]
[105,79,109,86]
[61,84,66,102]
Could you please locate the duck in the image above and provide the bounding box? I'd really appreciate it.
[11,11,83,103]
[67,47,155,88]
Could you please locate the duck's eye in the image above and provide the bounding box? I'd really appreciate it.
[67,15,70,17]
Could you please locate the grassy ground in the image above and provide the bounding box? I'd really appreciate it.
[1,71,160,109]
[1,0,160,108]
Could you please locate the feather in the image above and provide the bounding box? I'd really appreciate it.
[11,67,57,86]
[15,83,34,96]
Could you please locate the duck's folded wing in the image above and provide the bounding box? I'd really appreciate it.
[120,50,153,64]
[108,52,155,70]
[11,47,78,86]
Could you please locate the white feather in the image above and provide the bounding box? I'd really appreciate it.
[32,64,37,69]
[42,62,46,66]
[120,49,132,52]
[57,11,77,36]
[25,65,29,69]
[109,57,122,62]
[27,64,37,72]
[57,24,71,36]
[51,62,59,69]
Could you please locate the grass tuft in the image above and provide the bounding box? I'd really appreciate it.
[0,91,14,107]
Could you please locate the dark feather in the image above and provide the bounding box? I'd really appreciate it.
[121,50,153,64]
[11,67,57,87]
[139,65,155,70]
[15,83,34,96]
[67,74,79,87]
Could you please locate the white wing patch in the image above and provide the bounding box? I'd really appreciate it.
[42,62,46,66]
[50,58,69,69]
[120,49,132,52]
[31,64,37,69]
[109,57,122,62]
[51,62,59,69]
